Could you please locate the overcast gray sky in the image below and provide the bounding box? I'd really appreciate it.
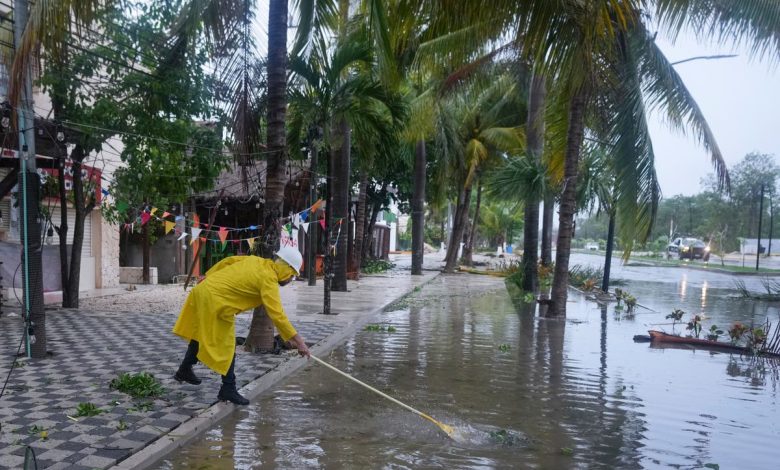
[650,32,780,197]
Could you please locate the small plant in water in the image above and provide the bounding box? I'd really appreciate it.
[728,322,749,344]
[75,402,104,417]
[522,292,535,303]
[624,295,637,314]
[498,344,511,352]
[747,327,767,352]
[686,314,704,338]
[666,309,685,334]
[581,278,597,292]
[706,325,725,342]
[110,372,165,399]
[614,288,624,306]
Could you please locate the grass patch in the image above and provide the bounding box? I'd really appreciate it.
[631,256,780,273]
[110,372,165,399]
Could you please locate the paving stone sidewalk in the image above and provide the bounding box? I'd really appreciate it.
[0,264,438,470]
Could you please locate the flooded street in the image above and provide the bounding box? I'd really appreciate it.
[158,269,780,469]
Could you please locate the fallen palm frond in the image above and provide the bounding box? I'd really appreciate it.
[734,278,780,301]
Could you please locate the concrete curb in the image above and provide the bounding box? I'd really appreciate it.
[111,272,440,470]
[627,260,780,277]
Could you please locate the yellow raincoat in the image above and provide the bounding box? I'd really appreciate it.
[172,256,297,375]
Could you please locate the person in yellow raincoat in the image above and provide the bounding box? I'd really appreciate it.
[173,246,309,405]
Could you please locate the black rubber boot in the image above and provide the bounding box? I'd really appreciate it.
[218,386,249,405]
[174,366,202,385]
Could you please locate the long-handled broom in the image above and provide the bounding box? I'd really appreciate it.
[310,354,459,440]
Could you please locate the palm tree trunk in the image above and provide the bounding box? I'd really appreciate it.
[352,172,369,278]
[248,0,287,351]
[331,118,351,291]
[411,140,426,275]
[444,185,472,273]
[601,211,616,292]
[549,90,588,316]
[521,71,546,291]
[541,193,554,266]
[462,183,482,266]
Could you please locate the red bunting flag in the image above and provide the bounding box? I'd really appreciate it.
[319,219,326,230]
[141,212,151,225]
[218,227,228,244]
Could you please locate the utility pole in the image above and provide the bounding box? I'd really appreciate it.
[15,0,46,358]
[756,184,764,271]
[321,151,333,315]
[307,127,319,286]
[768,189,774,257]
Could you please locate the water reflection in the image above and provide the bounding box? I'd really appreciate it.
[701,281,708,309]
[160,275,780,469]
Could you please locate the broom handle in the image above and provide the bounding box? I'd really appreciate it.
[310,355,437,423]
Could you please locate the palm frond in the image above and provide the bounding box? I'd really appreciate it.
[291,0,338,58]
[634,25,729,189]
[10,0,111,107]
[654,0,780,64]
[486,155,547,203]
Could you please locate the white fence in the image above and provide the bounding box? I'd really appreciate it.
[740,238,780,255]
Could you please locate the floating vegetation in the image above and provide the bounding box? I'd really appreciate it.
[498,344,511,352]
[365,324,397,333]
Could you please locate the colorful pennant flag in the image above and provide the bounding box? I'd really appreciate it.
[164,221,175,235]
[301,222,310,234]
[162,211,171,219]
[141,212,151,225]
[191,227,202,244]
[177,232,188,241]
[150,207,158,216]
[320,219,326,230]
[218,227,228,244]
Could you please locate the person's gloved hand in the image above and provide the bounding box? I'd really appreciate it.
[290,334,310,358]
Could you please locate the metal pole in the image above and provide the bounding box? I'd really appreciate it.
[15,0,45,358]
[768,190,774,257]
[307,128,319,286]
[756,184,764,271]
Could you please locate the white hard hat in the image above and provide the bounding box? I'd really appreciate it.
[275,246,303,276]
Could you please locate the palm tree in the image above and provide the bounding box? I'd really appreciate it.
[424,1,780,316]
[433,74,525,273]
[520,71,546,291]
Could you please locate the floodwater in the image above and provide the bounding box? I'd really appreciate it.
[158,266,780,469]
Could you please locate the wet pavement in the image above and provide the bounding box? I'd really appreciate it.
[159,272,780,469]
[0,260,437,470]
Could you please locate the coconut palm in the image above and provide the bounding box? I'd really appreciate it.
[430,74,525,273]
[424,0,780,314]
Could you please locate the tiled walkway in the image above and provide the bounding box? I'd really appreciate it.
[0,263,438,469]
